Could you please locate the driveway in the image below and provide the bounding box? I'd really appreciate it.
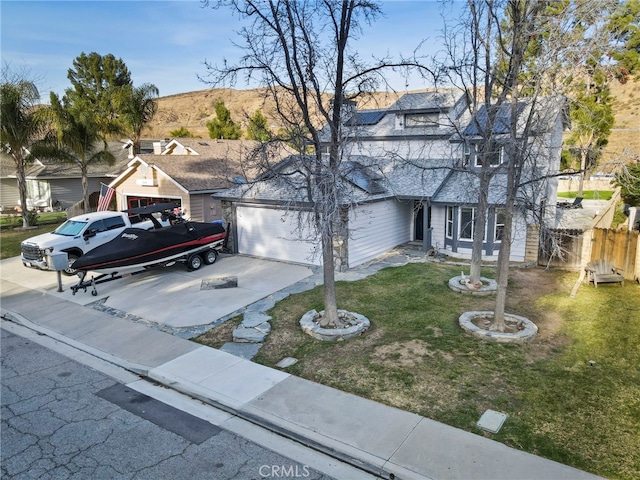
[0,254,313,330]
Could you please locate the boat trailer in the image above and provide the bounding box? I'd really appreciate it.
[71,241,224,296]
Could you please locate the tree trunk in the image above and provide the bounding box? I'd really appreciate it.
[81,161,90,213]
[469,171,490,284]
[319,229,340,327]
[15,154,29,228]
[491,206,513,331]
[577,148,587,197]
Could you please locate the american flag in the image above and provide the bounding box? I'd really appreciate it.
[97,184,115,211]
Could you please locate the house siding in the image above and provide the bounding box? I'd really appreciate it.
[348,199,412,267]
[115,170,184,213]
[1,179,19,211]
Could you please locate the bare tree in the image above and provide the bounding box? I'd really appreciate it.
[433,0,620,330]
[202,0,419,326]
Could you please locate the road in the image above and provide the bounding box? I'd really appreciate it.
[1,323,367,480]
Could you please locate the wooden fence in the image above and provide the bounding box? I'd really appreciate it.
[540,227,639,282]
[589,228,639,281]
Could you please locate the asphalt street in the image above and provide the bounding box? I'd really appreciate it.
[1,327,336,480]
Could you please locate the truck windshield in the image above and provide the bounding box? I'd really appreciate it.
[53,220,87,236]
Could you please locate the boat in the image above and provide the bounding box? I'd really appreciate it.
[70,203,227,295]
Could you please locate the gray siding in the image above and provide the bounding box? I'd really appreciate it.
[348,199,412,267]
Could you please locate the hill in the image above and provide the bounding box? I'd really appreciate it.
[144,83,640,162]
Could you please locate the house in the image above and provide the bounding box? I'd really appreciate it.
[0,141,130,213]
[108,139,293,222]
[215,90,567,268]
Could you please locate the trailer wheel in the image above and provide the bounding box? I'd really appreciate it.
[187,253,203,271]
[203,249,218,265]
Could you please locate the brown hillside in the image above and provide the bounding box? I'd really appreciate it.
[144,87,411,139]
[145,84,640,162]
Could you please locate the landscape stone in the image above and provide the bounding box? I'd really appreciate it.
[233,323,271,343]
[220,342,262,360]
[242,311,272,327]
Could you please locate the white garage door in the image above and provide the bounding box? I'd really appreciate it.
[236,206,321,265]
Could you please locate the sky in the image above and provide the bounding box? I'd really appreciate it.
[1,0,462,101]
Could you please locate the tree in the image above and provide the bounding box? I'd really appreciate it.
[246,110,272,141]
[206,100,242,139]
[615,161,640,205]
[64,52,132,130]
[437,0,619,330]
[44,92,115,212]
[203,0,407,327]
[0,70,48,227]
[169,127,196,138]
[116,83,159,154]
[607,0,640,82]
[565,70,615,196]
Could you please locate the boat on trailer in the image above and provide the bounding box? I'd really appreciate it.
[70,203,227,295]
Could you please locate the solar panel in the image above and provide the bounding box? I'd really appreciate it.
[346,110,385,126]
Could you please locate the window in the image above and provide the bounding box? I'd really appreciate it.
[459,207,475,240]
[405,112,439,128]
[86,220,106,234]
[494,209,506,242]
[104,216,126,230]
[446,206,454,238]
[474,145,504,167]
[462,143,471,166]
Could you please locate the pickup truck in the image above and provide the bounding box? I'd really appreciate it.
[20,211,167,275]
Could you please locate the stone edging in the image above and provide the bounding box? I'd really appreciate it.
[448,275,497,296]
[458,311,538,344]
[300,309,370,341]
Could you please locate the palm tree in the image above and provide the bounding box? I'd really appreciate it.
[44,92,115,213]
[0,78,48,228]
[116,83,159,154]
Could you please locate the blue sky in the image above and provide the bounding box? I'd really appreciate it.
[1,1,461,101]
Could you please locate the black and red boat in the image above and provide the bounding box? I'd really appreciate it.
[70,203,227,295]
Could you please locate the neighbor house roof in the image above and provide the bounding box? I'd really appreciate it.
[114,139,294,193]
[0,141,131,180]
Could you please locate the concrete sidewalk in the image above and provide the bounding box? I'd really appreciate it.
[1,276,603,480]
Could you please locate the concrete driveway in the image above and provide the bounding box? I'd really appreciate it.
[0,254,313,329]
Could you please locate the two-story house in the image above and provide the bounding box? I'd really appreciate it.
[215,90,566,268]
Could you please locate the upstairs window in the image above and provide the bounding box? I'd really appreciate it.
[474,145,504,167]
[405,112,439,128]
[494,209,506,242]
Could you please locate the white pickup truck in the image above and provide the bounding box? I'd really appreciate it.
[20,211,166,275]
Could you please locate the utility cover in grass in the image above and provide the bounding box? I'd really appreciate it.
[477,409,507,433]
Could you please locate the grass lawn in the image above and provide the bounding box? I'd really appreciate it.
[0,222,61,260]
[195,262,640,480]
[557,190,614,200]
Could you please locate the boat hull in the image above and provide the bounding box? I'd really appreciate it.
[71,222,226,272]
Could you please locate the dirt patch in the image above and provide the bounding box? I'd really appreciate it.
[372,339,435,368]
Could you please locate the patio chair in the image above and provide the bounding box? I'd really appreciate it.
[585,259,624,287]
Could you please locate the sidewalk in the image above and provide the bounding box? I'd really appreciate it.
[0,274,604,480]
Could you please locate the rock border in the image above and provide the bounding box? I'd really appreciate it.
[300,309,370,342]
[448,275,497,296]
[458,311,538,344]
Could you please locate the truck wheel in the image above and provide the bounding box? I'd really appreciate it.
[63,254,79,276]
[203,249,218,265]
[187,254,202,271]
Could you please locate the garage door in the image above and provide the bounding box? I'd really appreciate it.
[236,206,321,265]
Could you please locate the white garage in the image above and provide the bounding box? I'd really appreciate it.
[236,206,322,265]
[235,199,412,268]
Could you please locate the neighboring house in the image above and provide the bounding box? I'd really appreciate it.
[108,139,292,222]
[0,141,131,213]
[215,90,567,268]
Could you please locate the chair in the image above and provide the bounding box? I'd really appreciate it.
[585,259,624,287]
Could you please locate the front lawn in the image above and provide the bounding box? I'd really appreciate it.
[557,190,614,200]
[195,263,640,480]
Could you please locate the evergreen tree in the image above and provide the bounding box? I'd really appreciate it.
[206,100,242,139]
[246,110,272,141]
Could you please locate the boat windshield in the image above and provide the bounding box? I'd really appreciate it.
[53,220,87,236]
